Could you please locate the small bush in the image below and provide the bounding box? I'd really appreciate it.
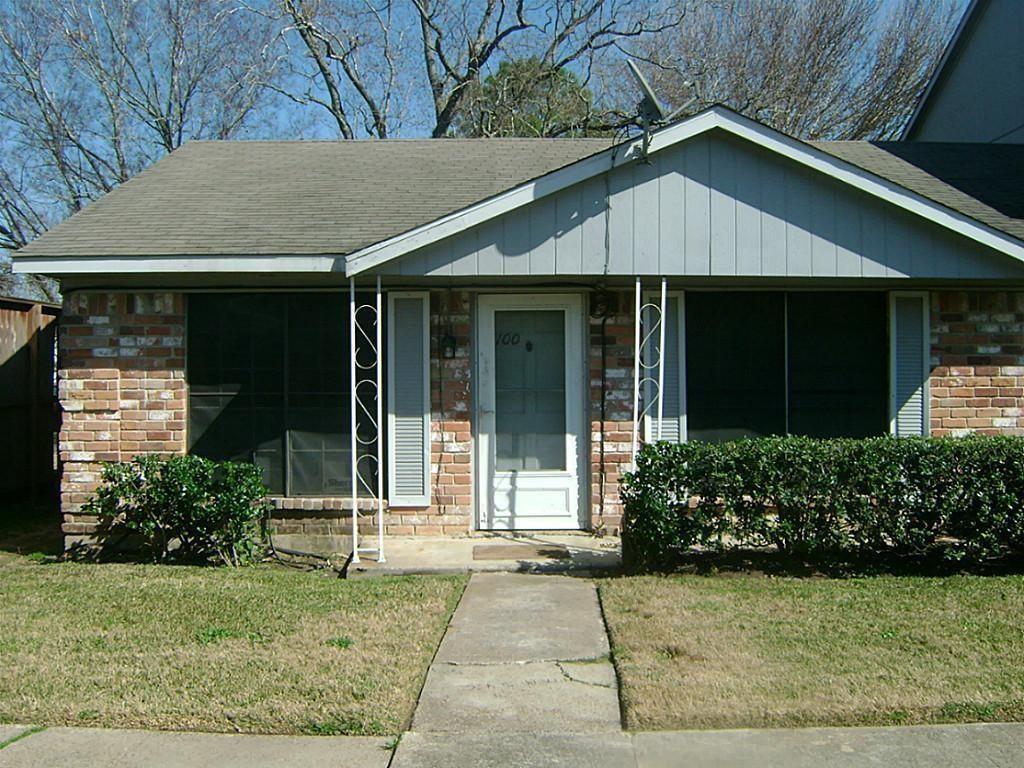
[622,435,1024,572]
[84,455,270,566]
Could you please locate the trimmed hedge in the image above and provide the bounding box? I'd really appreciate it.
[84,455,271,566]
[621,435,1024,571]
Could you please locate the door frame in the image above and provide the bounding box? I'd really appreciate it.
[474,293,587,531]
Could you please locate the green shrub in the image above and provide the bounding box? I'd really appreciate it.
[84,455,270,566]
[621,435,1024,572]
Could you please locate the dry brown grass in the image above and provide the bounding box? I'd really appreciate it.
[0,548,465,735]
[600,574,1024,731]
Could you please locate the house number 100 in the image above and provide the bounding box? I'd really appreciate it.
[497,332,521,345]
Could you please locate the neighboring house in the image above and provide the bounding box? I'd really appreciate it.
[13,4,1024,556]
[902,0,1024,143]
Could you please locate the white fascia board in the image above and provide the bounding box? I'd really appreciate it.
[12,253,343,275]
[346,104,1024,276]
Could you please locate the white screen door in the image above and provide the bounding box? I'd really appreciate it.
[477,294,584,530]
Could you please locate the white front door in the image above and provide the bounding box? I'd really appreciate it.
[477,294,584,530]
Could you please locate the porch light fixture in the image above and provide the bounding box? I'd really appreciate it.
[589,288,615,319]
[441,332,457,359]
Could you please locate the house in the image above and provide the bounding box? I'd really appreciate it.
[13,1,1024,558]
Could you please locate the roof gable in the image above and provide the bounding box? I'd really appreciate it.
[347,106,1024,276]
[377,128,1024,280]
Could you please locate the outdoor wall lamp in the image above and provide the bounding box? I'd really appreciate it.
[441,332,457,359]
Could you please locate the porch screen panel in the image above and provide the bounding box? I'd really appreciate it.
[188,294,287,493]
[388,294,430,506]
[787,292,888,437]
[187,292,372,496]
[686,292,786,442]
[891,294,929,436]
[286,294,349,495]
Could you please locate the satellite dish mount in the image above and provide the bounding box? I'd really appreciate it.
[626,59,696,163]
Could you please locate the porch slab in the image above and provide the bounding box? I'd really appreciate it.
[347,533,620,577]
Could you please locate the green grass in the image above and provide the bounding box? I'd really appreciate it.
[0,541,465,736]
[600,573,1024,731]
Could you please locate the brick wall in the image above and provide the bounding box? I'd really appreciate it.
[59,292,186,542]
[930,291,1024,437]
[588,291,635,534]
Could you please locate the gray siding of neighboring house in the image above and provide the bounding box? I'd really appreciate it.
[380,131,1024,279]
[909,0,1024,143]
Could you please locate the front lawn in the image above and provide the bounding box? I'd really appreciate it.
[600,574,1024,731]
[0,539,465,736]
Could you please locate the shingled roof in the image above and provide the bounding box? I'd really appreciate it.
[17,138,612,258]
[811,141,1024,241]
[16,125,1024,263]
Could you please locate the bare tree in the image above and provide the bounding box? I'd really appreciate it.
[268,0,678,139]
[258,0,403,138]
[626,0,958,140]
[0,0,283,251]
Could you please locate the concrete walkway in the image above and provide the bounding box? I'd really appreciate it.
[0,727,391,767]
[405,573,620,736]
[392,724,1024,767]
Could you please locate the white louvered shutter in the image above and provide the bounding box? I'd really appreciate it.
[388,293,431,506]
[890,293,929,437]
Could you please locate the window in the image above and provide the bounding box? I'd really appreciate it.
[683,291,888,443]
[787,292,888,437]
[686,292,786,442]
[187,293,379,496]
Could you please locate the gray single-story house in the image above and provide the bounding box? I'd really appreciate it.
[14,0,1024,559]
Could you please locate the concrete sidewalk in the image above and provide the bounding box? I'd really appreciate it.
[4,722,1023,767]
[392,724,1024,766]
[0,727,391,767]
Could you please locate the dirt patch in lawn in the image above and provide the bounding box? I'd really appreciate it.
[0,551,466,735]
[600,573,1024,731]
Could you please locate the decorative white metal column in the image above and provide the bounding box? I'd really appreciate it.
[631,277,668,468]
[349,277,385,563]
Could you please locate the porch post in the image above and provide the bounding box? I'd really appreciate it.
[349,278,360,563]
[656,276,667,440]
[631,277,641,468]
[374,276,385,562]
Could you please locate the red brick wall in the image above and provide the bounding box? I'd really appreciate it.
[59,292,186,541]
[588,291,635,534]
[930,291,1024,437]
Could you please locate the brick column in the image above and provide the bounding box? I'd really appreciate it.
[589,291,635,534]
[930,291,1024,436]
[58,292,186,544]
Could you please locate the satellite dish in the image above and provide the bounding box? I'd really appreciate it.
[626,59,667,126]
